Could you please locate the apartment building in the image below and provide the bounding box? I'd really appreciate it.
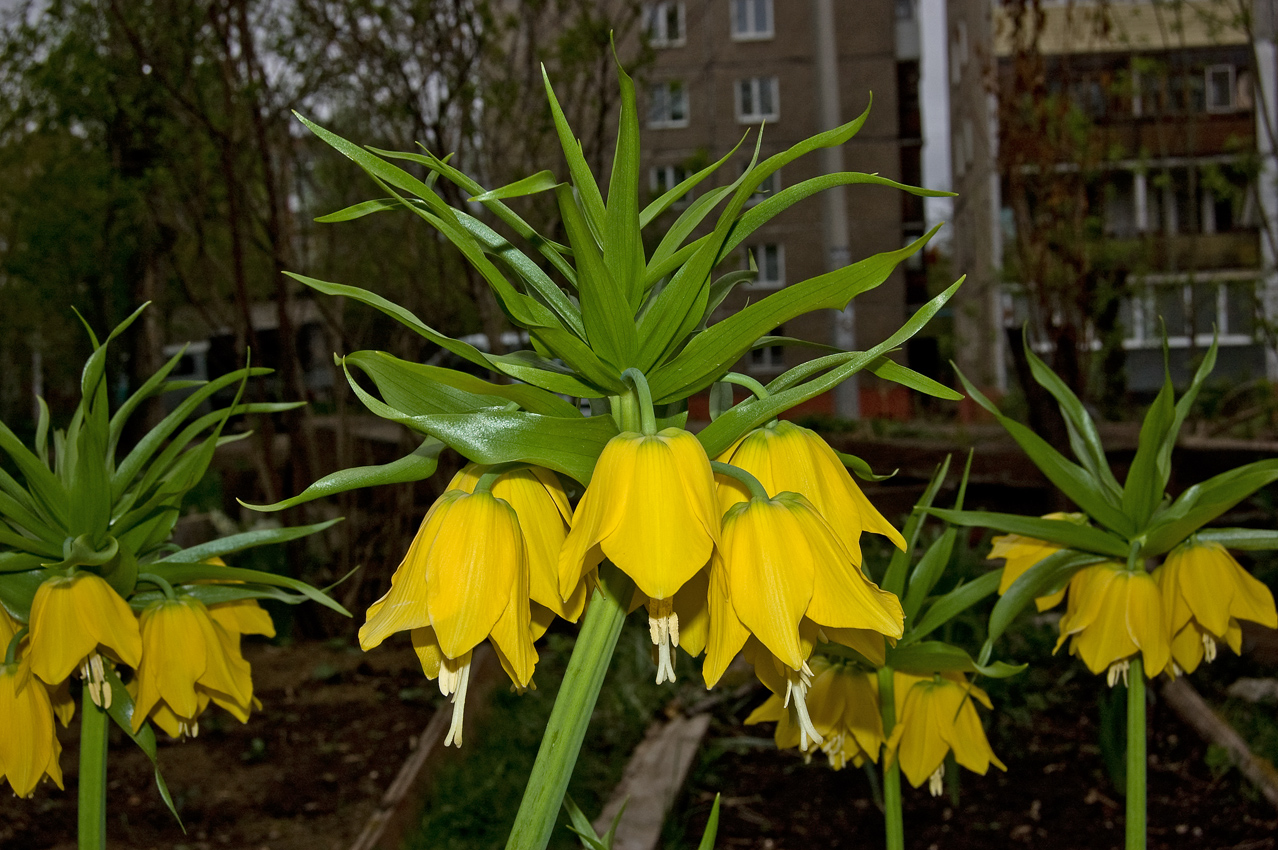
[638,0,929,417]
[948,0,1278,395]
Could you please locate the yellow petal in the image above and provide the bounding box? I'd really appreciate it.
[134,599,208,730]
[822,627,887,666]
[703,554,751,687]
[358,500,444,650]
[721,499,812,671]
[895,680,950,788]
[28,572,142,685]
[0,662,63,797]
[492,469,574,618]
[410,626,444,679]
[486,555,537,688]
[673,568,710,658]
[1124,571,1169,676]
[208,599,276,639]
[424,491,523,660]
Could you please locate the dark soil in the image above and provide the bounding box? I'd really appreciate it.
[0,641,439,850]
[664,626,1278,850]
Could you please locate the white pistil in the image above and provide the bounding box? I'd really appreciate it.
[80,653,111,709]
[928,764,945,797]
[1201,633,1218,663]
[438,651,474,747]
[785,670,824,749]
[1106,659,1130,688]
[648,600,679,685]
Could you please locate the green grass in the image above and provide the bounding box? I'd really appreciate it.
[407,619,693,850]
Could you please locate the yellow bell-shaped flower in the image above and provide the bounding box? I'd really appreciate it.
[360,488,536,746]
[1156,540,1277,676]
[988,512,1084,611]
[449,464,588,626]
[208,597,277,641]
[746,656,884,770]
[559,428,720,677]
[0,660,64,798]
[704,492,903,684]
[715,421,906,564]
[887,671,1005,794]
[132,596,255,735]
[27,571,142,707]
[1055,562,1169,682]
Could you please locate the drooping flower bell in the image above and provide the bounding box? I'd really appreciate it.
[361,487,536,746]
[1156,540,1278,676]
[132,595,255,736]
[27,571,142,707]
[559,428,720,680]
[1055,562,1169,684]
[0,609,67,798]
[988,512,1085,611]
[886,671,1005,795]
[746,655,884,770]
[704,490,903,744]
[449,464,589,630]
[715,420,906,563]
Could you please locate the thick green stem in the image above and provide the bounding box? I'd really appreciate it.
[1126,657,1146,850]
[878,666,904,850]
[78,685,109,850]
[504,562,636,850]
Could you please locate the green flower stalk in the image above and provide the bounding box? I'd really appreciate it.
[277,50,962,849]
[946,337,1278,850]
[0,308,347,846]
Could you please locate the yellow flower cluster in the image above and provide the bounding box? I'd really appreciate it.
[0,570,272,797]
[990,530,1277,683]
[361,420,907,746]
[745,658,1004,794]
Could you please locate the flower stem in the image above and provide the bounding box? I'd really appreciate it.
[878,666,904,850]
[721,372,770,400]
[620,368,657,435]
[504,561,636,850]
[78,684,110,850]
[1126,656,1146,850]
[709,461,769,500]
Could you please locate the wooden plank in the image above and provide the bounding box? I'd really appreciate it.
[348,645,502,850]
[592,713,712,850]
[1161,676,1278,811]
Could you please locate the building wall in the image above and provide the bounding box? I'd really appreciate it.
[637,0,917,416]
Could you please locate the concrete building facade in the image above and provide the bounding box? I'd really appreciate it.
[637,0,929,417]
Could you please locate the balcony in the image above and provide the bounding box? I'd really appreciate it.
[1095,113,1255,160]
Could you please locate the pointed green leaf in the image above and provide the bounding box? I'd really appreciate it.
[154,519,343,565]
[955,371,1134,536]
[982,549,1110,660]
[314,198,400,223]
[1141,458,1278,556]
[603,57,645,307]
[902,528,958,620]
[697,794,722,850]
[639,141,742,229]
[1121,372,1175,527]
[541,68,608,234]
[886,641,1025,679]
[557,184,638,368]
[469,170,562,202]
[148,562,350,616]
[901,571,1001,645]
[1194,527,1278,550]
[102,666,182,826]
[247,439,444,513]
[929,508,1129,557]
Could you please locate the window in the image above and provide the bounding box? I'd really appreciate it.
[644,2,685,47]
[1122,276,1258,348]
[736,77,779,123]
[648,81,688,128]
[751,325,786,372]
[1206,64,1235,112]
[744,243,784,289]
[731,0,773,39]
[741,162,780,205]
[650,164,692,206]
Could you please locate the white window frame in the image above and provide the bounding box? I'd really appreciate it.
[731,0,774,40]
[1122,272,1257,349]
[736,76,779,123]
[648,81,689,129]
[1205,64,1236,113]
[644,2,685,48]
[743,243,785,290]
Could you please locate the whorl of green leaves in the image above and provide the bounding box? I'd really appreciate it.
[271,55,962,505]
[938,335,1278,662]
[0,304,348,621]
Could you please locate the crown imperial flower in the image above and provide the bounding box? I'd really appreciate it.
[1156,540,1277,676]
[132,596,255,736]
[988,512,1085,611]
[27,571,142,707]
[1055,562,1169,682]
[360,488,536,746]
[715,421,906,563]
[887,672,1005,795]
[559,428,720,679]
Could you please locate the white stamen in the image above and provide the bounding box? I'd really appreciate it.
[928,764,945,797]
[822,733,847,770]
[80,653,111,709]
[1201,633,1218,663]
[648,602,679,685]
[787,671,824,749]
[438,652,473,747]
[1106,660,1130,688]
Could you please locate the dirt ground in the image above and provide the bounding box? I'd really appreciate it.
[0,641,438,850]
